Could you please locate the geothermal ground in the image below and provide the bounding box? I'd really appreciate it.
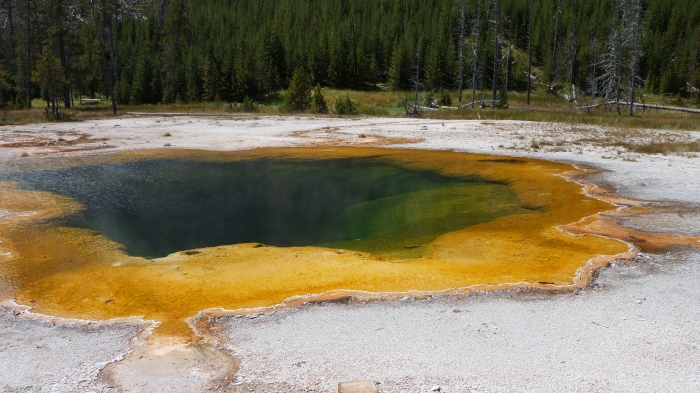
[1,116,699,392]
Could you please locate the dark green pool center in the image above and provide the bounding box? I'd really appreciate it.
[5,157,530,258]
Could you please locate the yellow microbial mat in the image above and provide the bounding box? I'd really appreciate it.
[0,148,628,337]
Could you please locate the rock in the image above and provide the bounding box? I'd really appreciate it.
[337,380,379,393]
[431,385,441,392]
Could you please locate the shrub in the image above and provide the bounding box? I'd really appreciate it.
[333,96,357,115]
[495,89,509,109]
[439,89,453,106]
[241,96,259,112]
[43,107,74,121]
[424,91,436,107]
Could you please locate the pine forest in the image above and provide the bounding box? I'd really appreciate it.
[1,0,699,113]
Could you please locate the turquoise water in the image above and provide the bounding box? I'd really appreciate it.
[3,157,530,258]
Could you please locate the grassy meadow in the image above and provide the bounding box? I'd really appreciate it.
[1,87,699,132]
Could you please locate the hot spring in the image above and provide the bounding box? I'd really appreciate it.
[0,147,628,337]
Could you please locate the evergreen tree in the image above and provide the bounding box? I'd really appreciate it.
[31,46,66,116]
[281,67,311,112]
[261,33,284,95]
[309,34,330,85]
[161,0,188,103]
[387,42,409,90]
[201,57,215,102]
[310,83,328,114]
[424,44,444,91]
[439,89,452,106]
[1,0,699,112]
[328,35,350,88]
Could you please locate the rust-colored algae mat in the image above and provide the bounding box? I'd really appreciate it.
[0,147,632,338]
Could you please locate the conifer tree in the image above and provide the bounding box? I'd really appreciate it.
[130,47,158,105]
[424,45,444,91]
[281,67,311,112]
[387,43,409,90]
[162,0,188,103]
[31,46,66,116]
[310,83,328,114]
[202,58,214,102]
[1,0,700,111]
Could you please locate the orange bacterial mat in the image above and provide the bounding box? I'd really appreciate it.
[0,147,630,338]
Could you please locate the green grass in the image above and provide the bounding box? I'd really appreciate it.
[2,89,699,131]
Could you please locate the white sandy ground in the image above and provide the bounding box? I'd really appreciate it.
[0,307,140,392]
[0,116,699,392]
[219,250,700,393]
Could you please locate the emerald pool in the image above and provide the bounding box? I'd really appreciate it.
[3,156,531,258]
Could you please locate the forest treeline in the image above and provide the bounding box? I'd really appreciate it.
[1,0,699,112]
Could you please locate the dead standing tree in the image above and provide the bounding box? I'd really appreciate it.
[399,45,422,116]
[527,0,533,105]
[599,0,642,115]
[491,0,500,108]
[599,15,624,115]
[411,46,422,113]
[470,0,482,108]
[588,34,600,108]
[549,0,563,106]
[90,0,119,115]
[566,19,578,102]
[627,0,644,115]
[456,0,467,105]
[2,0,18,94]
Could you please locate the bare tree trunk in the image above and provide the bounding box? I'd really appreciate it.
[158,0,165,29]
[491,0,500,108]
[628,0,642,116]
[575,101,700,114]
[400,0,405,34]
[457,0,466,104]
[590,36,599,107]
[109,2,117,115]
[471,0,482,108]
[615,5,622,115]
[412,46,421,112]
[5,0,17,74]
[26,0,31,108]
[59,30,71,108]
[567,19,577,102]
[91,0,114,113]
[527,0,532,105]
[504,46,510,99]
[549,0,562,106]
[350,15,359,89]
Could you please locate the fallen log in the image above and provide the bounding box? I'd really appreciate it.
[126,112,250,117]
[574,101,700,114]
